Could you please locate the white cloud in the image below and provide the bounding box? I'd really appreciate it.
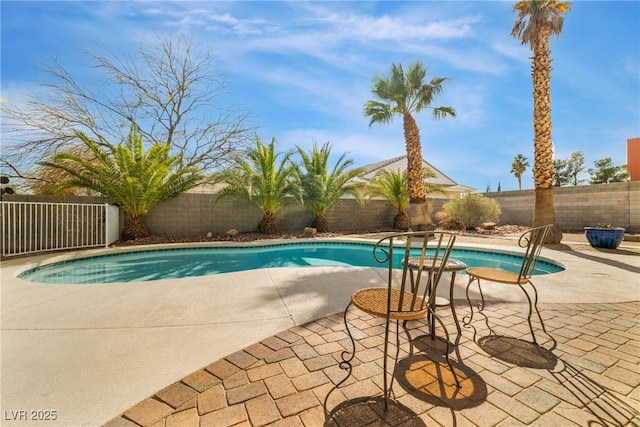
[279,126,407,165]
[492,39,530,63]
[317,12,479,41]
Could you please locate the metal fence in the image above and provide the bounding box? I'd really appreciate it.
[1,201,120,257]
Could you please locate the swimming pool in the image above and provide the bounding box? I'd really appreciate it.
[19,241,564,284]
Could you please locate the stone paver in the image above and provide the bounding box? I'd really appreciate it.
[108,301,640,426]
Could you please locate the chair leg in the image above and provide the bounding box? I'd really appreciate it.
[449,272,462,336]
[341,301,356,366]
[430,309,461,388]
[464,277,493,336]
[390,319,403,408]
[463,276,476,327]
[522,281,557,349]
[463,276,487,326]
[381,315,397,411]
[324,301,355,412]
[327,302,404,412]
[403,320,415,356]
[518,283,538,344]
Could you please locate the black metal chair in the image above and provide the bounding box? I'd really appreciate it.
[333,231,461,410]
[463,224,556,346]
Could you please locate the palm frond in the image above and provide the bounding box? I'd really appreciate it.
[39,122,202,218]
[212,135,300,215]
[295,142,362,219]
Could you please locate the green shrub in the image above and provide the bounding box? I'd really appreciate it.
[438,194,501,230]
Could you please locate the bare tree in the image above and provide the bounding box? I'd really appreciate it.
[1,35,254,186]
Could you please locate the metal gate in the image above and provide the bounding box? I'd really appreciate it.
[1,201,119,257]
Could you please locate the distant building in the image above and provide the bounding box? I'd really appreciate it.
[190,154,475,199]
[628,137,640,182]
[351,155,475,200]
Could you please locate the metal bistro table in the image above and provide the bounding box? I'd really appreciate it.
[406,257,467,339]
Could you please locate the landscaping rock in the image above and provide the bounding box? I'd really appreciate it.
[226,229,238,236]
[304,227,317,236]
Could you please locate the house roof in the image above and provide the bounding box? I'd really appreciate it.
[189,154,475,194]
[354,155,475,191]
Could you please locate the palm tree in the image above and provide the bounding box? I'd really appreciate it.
[364,169,410,230]
[212,136,300,234]
[511,154,530,190]
[365,168,447,230]
[512,0,570,243]
[295,142,362,232]
[364,61,455,224]
[40,124,202,240]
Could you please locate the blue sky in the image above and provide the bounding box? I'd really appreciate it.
[2,1,639,192]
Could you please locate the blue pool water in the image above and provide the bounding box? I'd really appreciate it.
[19,242,564,284]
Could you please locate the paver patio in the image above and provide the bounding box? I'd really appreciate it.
[105,299,640,427]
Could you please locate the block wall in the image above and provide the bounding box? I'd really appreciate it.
[144,194,396,236]
[4,181,638,235]
[484,181,639,232]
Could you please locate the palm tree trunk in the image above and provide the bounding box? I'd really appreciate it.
[258,212,278,234]
[122,215,151,240]
[532,33,562,243]
[393,210,410,230]
[403,112,426,204]
[402,112,431,228]
[312,215,329,233]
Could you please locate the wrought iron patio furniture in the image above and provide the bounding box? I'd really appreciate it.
[406,256,467,339]
[463,224,555,345]
[334,230,461,410]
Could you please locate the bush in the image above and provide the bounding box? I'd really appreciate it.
[438,194,501,230]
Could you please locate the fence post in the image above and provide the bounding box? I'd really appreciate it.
[105,203,109,248]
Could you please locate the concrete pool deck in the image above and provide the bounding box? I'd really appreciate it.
[0,233,638,426]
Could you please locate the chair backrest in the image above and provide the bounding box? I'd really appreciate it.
[373,231,456,316]
[518,224,553,281]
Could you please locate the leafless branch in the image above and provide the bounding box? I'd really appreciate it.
[1,34,255,188]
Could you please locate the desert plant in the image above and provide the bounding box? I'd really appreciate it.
[211,136,300,234]
[39,123,202,240]
[365,167,447,230]
[295,142,362,232]
[364,169,410,230]
[438,194,501,230]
